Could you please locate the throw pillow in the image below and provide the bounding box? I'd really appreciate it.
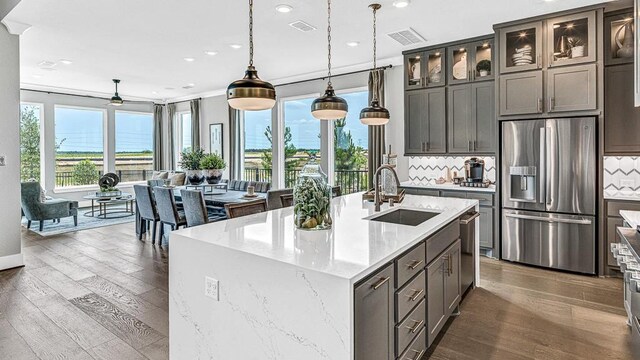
[40,187,47,203]
[151,171,169,180]
[168,172,186,186]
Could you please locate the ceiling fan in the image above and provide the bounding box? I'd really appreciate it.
[108,79,124,106]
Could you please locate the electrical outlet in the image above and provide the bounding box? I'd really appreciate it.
[0,156,5,166]
[205,276,219,301]
[621,179,636,188]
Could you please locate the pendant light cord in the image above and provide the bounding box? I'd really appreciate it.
[327,0,332,87]
[371,5,378,103]
[249,0,254,67]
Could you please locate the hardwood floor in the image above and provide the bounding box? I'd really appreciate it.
[1,223,635,359]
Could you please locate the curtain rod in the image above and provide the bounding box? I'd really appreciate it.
[21,88,160,105]
[274,64,393,88]
[167,97,202,106]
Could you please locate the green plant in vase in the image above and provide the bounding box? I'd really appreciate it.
[179,147,206,185]
[476,59,491,77]
[294,177,331,229]
[568,37,585,58]
[200,153,226,184]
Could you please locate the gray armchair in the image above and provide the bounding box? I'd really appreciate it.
[21,182,78,231]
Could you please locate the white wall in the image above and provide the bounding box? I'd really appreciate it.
[0,23,23,270]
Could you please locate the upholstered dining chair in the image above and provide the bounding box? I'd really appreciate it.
[153,187,187,243]
[331,186,342,197]
[224,199,268,219]
[266,188,293,210]
[180,189,227,227]
[21,182,78,231]
[133,185,162,244]
[280,193,294,207]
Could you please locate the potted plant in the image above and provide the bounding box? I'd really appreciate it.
[568,37,585,58]
[476,59,491,77]
[178,147,206,185]
[200,153,226,184]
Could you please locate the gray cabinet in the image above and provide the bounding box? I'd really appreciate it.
[498,21,543,74]
[444,240,461,313]
[607,217,624,268]
[479,207,493,248]
[499,71,543,116]
[448,83,495,153]
[546,11,597,68]
[471,82,496,153]
[448,43,472,85]
[354,263,395,360]
[405,48,446,90]
[547,64,597,113]
[426,255,446,347]
[404,88,446,155]
[605,64,640,154]
[448,85,472,153]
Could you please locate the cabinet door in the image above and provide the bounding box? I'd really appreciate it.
[607,217,624,268]
[405,90,426,154]
[605,12,635,66]
[499,21,543,74]
[547,11,596,68]
[547,63,597,113]
[445,240,461,313]
[448,84,472,153]
[471,39,494,81]
[605,64,640,154]
[425,87,447,153]
[448,43,472,85]
[405,52,426,90]
[425,48,446,87]
[479,206,493,248]
[471,82,496,153]
[499,71,543,116]
[426,257,445,347]
[354,263,395,360]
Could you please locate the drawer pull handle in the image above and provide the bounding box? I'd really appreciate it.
[406,349,426,360]
[408,259,424,270]
[372,277,390,290]
[405,319,424,333]
[407,288,424,301]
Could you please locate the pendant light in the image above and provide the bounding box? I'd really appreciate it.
[311,0,348,120]
[360,4,389,125]
[227,0,276,111]
[110,79,124,106]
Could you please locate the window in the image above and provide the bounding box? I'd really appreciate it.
[334,91,369,194]
[282,97,321,188]
[243,109,272,184]
[115,111,154,182]
[20,104,42,182]
[175,112,192,168]
[54,106,105,187]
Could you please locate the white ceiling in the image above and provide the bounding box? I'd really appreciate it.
[7,0,612,102]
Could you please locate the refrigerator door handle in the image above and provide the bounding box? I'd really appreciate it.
[545,126,552,206]
[504,213,592,225]
[539,127,545,204]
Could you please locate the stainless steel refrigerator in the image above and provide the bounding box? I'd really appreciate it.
[501,117,596,274]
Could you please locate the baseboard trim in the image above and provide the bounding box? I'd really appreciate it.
[0,252,24,271]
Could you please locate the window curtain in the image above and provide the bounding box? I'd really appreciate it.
[228,106,242,181]
[190,99,201,150]
[152,104,164,170]
[367,68,386,189]
[167,103,177,169]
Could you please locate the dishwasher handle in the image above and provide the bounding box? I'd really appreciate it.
[459,212,480,225]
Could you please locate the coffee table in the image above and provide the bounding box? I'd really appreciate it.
[83,193,135,219]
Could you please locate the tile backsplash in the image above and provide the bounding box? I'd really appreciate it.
[408,156,496,185]
[604,156,640,200]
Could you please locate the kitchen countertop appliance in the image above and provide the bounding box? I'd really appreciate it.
[464,157,485,183]
[501,118,596,274]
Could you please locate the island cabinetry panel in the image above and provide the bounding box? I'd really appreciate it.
[605,201,640,272]
[395,299,426,357]
[605,64,640,154]
[427,240,461,347]
[398,327,427,360]
[396,242,426,286]
[444,240,461,313]
[396,270,426,323]
[355,263,395,360]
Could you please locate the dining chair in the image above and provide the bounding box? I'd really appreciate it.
[266,188,293,210]
[280,193,294,207]
[181,189,227,227]
[153,187,187,243]
[133,185,163,244]
[331,186,342,197]
[224,199,268,219]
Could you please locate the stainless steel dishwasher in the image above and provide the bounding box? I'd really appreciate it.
[459,211,479,298]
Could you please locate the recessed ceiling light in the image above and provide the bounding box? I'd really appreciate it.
[346,41,360,47]
[183,57,195,62]
[275,4,293,13]
[392,0,410,8]
[229,44,242,49]
[204,50,218,56]
[59,59,73,65]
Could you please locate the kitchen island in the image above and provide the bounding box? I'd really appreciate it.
[169,193,479,360]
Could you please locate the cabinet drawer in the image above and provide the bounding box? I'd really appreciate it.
[396,270,426,322]
[396,243,426,288]
[440,191,467,199]
[466,192,493,206]
[426,220,461,264]
[397,326,427,360]
[607,200,640,217]
[395,298,426,357]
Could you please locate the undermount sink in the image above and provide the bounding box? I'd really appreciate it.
[368,208,440,226]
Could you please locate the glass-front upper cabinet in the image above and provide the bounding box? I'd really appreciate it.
[546,11,596,67]
[499,21,543,74]
[405,49,445,89]
[605,11,634,65]
[405,52,424,90]
[448,44,471,84]
[425,48,445,87]
[471,39,494,81]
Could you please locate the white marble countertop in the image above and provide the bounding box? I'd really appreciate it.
[172,192,477,283]
[400,180,496,193]
[621,210,640,229]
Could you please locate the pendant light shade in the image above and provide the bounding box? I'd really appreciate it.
[312,0,348,120]
[110,79,124,106]
[360,3,390,126]
[227,0,276,111]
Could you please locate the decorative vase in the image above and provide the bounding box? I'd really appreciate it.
[186,170,204,185]
[479,70,488,77]
[555,35,569,58]
[205,169,223,184]
[570,45,585,58]
[616,21,634,59]
[293,157,332,231]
